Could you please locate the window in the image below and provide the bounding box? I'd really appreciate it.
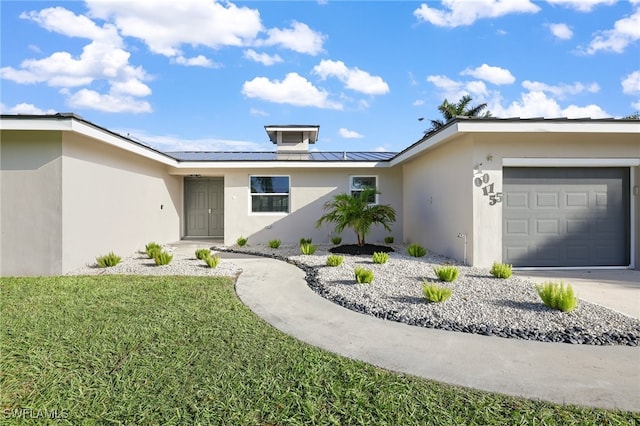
[350,176,377,204]
[250,176,290,213]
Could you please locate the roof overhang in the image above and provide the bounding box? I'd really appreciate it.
[391,118,640,167]
[167,160,390,174]
[1,114,178,167]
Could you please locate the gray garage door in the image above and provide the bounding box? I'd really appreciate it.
[503,167,630,267]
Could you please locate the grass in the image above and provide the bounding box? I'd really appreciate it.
[1,276,637,425]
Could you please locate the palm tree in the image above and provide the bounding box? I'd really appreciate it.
[316,188,396,246]
[429,95,491,132]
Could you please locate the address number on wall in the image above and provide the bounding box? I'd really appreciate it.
[474,173,503,206]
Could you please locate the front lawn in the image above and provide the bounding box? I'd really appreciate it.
[1,275,637,424]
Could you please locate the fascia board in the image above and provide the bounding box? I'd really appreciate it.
[168,160,390,172]
[457,120,640,134]
[1,117,74,131]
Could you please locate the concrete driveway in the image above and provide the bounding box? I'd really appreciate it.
[515,269,640,319]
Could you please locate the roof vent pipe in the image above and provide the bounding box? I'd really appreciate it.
[343,151,347,160]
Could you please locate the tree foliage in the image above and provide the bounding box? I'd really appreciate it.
[316,188,396,246]
[429,95,491,132]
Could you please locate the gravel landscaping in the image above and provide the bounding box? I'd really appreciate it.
[218,243,640,347]
[68,243,640,346]
[67,248,242,277]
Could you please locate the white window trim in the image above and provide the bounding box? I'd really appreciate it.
[249,175,290,215]
[349,175,378,205]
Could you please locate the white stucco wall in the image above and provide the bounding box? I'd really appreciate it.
[1,131,64,276]
[61,132,182,272]
[178,166,403,246]
[401,135,474,263]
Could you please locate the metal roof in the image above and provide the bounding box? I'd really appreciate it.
[166,151,396,162]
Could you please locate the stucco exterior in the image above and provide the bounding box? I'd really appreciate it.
[1,131,63,275]
[1,115,638,276]
[397,122,639,268]
[1,126,182,276]
[174,167,403,246]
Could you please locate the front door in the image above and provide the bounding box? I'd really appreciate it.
[185,178,224,237]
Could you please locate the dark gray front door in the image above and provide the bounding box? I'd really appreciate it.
[185,178,224,237]
[503,167,629,267]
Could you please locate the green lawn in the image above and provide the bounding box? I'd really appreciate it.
[1,275,637,425]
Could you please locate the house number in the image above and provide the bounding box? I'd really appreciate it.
[474,173,503,206]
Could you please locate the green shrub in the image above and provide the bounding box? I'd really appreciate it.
[154,251,173,266]
[145,242,162,258]
[331,236,342,245]
[433,265,459,282]
[236,236,248,247]
[372,251,389,264]
[536,281,578,312]
[407,243,427,257]
[96,252,121,268]
[326,254,344,267]
[299,237,313,245]
[490,262,512,279]
[354,266,374,284]
[422,281,452,303]
[300,243,317,255]
[204,254,220,268]
[268,239,281,249]
[384,236,394,244]
[195,248,211,260]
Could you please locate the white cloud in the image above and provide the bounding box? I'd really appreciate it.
[547,23,573,40]
[241,72,342,109]
[66,88,152,113]
[313,59,389,95]
[426,74,467,101]
[119,128,271,152]
[1,6,152,115]
[622,70,640,94]
[546,0,615,13]
[243,49,283,66]
[631,100,640,111]
[249,107,269,117]
[86,0,262,57]
[338,128,364,138]
[460,64,515,85]
[489,90,609,118]
[427,75,490,105]
[414,0,540,27]
[413,99,425,106]
[522,80,600,99]
[584,8,640,54]
[465,80,488,97]
[20,6,121,45]
[0,102,57,115]
[260,21,326,55]
[174,55,218,68]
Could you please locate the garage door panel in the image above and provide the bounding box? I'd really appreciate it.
[503,167,629,267]
[505,219,528,235]
[505,192,528,208]
[566,192,588,208]
[536,192,559,208]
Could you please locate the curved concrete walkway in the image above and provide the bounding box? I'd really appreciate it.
[225,252,640,412]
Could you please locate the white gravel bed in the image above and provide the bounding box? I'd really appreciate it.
[66,247,242,277]
[224,243,640,345]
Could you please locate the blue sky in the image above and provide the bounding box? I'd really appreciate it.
[1,0,639,153]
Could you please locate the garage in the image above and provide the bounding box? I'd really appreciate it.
[503,167,630,267]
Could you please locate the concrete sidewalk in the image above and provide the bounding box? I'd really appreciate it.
[226,252,640,413]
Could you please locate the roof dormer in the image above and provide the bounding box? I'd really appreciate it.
[265,125,319,154]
